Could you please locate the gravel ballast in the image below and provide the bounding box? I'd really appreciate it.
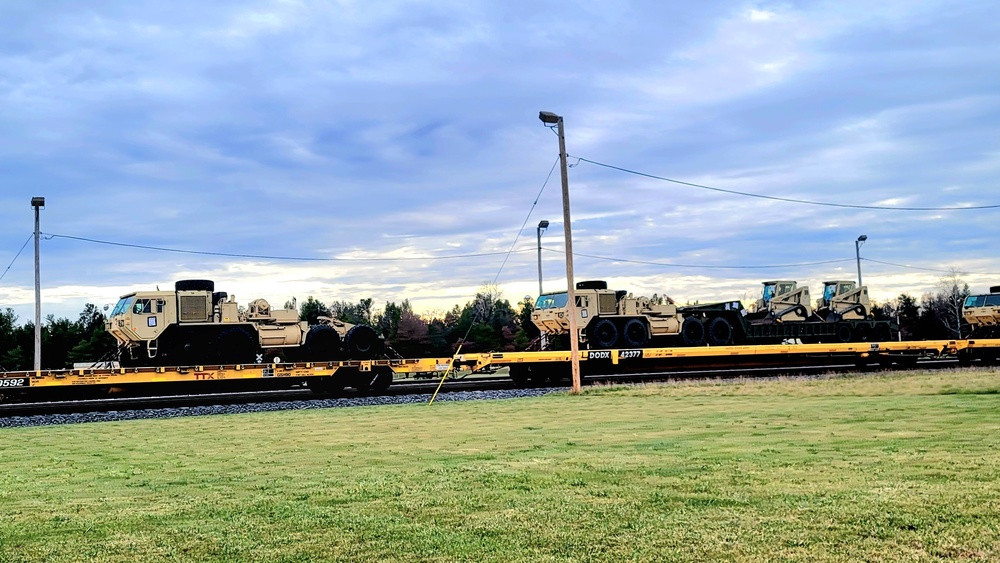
[0,388,560,429]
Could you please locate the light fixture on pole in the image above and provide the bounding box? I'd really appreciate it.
[536,220,549,296]
[538,110,581,393]
[855,234,868,287]
[31,196,45,372]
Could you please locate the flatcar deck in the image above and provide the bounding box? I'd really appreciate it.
[3,339,998,395]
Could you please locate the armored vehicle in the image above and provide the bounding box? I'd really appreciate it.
[107,280,382,367]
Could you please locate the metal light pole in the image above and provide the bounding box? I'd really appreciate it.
[31,196,45,372]
[855,234,867,287]
[536,220,549,296]
[539,111,581,393]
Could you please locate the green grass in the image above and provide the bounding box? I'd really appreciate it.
[2,369,999,562]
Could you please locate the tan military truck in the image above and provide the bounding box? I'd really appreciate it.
[107,280,382,367]
[962,286,1000,338]
[532,280,684,348]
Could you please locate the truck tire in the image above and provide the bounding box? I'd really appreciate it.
[345,325,383,359]
[835,323,853,343]
[216,328,256,365]
[588,319,619,349]
[175,279,215,292]
[707,317,733,346]
[855,324,870,342]
[306,325,342,361]
[681,318,705,346]
[621,318,649,348]
[872,323,891,342]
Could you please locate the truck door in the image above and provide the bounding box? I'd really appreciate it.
[132,298,167,340]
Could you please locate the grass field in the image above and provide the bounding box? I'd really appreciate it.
[1,369,999,562]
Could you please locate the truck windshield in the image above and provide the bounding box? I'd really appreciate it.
[965,295,986,308]
[110,297,134,316]
[986,295,1000,306]
[535,293,569,309]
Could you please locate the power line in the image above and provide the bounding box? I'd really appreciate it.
[541,247,855,270]
[43,233,536,262]
[0,235,33,283]
[539,247,1000,276]
[572,156,1000,211]
[489,156,560,285]
[862,257,1000,276]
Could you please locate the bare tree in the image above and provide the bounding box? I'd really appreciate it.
[933,269,971,338]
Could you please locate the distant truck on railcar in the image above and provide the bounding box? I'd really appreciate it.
[531,279,897,350]
[962,285,1000,338]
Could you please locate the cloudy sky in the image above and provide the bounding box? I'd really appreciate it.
[1,0,998,324]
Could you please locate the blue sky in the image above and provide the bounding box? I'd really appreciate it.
[1,0,999,323]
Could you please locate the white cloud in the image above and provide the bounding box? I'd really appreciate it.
[0,0,997,331]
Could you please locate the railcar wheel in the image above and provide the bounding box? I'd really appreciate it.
[588,319,619,349]
[345,325,383,359]
[681,318,706,346]
[348,369,372,393]
[370,367,393,392]
[834,324,853,343]
[216,328,256,365]
[306,325,342,361]
[310,376,345,395]
[621,318,649,348]
[508,364,530,388]
[706,317,733,346]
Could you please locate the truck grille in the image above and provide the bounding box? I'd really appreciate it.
[179,296,208,322]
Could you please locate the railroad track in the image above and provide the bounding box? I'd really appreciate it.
[0,377,515,418]
[2,358,967,423]
[586,357,961,385]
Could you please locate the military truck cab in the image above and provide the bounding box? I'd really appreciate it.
[962,286,1000,338]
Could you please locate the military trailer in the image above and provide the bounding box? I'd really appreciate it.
[531,280,897,350]
[107,280,382,367]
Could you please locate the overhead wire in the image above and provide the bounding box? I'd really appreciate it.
[862,257,1000,276]
[0,235,33,283]
[537,247,1000,276]
[41,232,998,274]
[571,156,1000,211]
[543,248,856,270]
[43,233,537,262]
[429,156,560,405]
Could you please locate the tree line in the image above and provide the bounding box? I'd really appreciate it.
[0,304,116,371]
[291,284,539,358]
[0,277,978,371]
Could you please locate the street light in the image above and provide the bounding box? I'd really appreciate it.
[31,196,44,372]
[536,220,549,296]
[855,234,868,287]
[538,110,581,393]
